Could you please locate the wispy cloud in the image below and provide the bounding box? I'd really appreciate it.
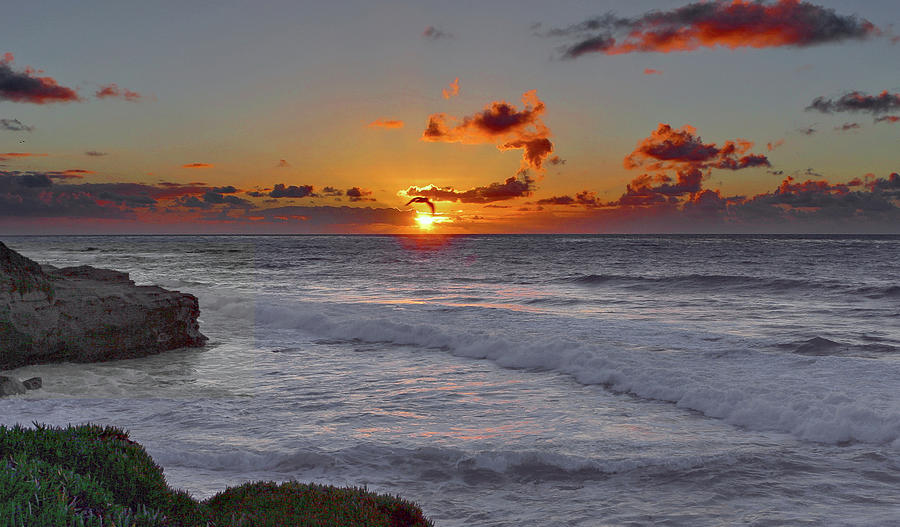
[807,90,900,114]
[442,77,460,99]
[95,83,143,102]
[0,118,33,132]
[368,118,404,129]
[423,26,451,40]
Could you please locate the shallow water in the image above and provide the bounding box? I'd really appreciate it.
[2,235,899,526]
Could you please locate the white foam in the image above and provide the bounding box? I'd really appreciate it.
[245,297,900,448]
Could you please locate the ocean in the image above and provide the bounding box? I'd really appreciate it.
[2,234,899,526]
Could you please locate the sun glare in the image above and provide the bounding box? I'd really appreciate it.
[414,213,450,231]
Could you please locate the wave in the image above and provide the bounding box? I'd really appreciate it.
[782,337,899,357]
[150,442,753,484]
[239,297,900,448]
[564,273,832,294]
[564,273,900,301]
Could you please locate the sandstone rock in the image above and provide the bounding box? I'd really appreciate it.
[0,376,26,396]
[22,377,42,390]
[1,241,207,370]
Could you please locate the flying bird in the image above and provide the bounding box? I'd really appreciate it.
[405,196,435,215]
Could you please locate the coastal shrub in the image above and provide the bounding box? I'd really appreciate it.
[203,480,434,527]
[0,423,433,526]
[0,423,204,526]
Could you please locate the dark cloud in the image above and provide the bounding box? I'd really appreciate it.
[0,118,33,132]
[0,53,80,104]
[797,127,818,136]
[0,174,420,231]
[422,90,554,171]
[182,163,213,168]
[85,151,108,157]
[834,122,861,131]
[176,191,253,209]
[0,174,138,218]
[321,186,343,197]
[423,26,451,40]
[269,183,316,198]
[250,205,415,230]
[95,83,143,102]
[405,175,534,203]
[276,159,290,167]
[875,115,900,124]
[345,187,375,202]
[534,173,900,232]
[623,123,770,173]
[548,156,566,166]
[807,90,900,114]
[548,1,879,59]
[537,190,601,207]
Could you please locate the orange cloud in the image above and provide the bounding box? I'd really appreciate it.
[404,176,534,203]
[0,152,48,161]
[442,77,460,99]
[95,83,143,101]
[643,68,662,75]
[767,139,785,151]
[182,163,213,168]
[422,90,554,170]
[624,124,769,172]
[553,1,879,59]
[368,118,404,129]
[0,53,80,104]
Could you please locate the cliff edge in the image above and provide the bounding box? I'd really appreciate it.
[1,241,206,370]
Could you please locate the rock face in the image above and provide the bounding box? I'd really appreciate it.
[0,375,41,395]
[1,242,206,370]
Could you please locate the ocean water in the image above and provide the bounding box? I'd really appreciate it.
[2,234,899,526]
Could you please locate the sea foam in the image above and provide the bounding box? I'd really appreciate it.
[242,296,900,448]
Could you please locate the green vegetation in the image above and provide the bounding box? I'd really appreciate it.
[0,423,433,527]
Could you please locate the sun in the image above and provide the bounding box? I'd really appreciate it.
[415,213,437,230]
[414,212,450,231]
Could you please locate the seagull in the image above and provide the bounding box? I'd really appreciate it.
[405,196,435,215]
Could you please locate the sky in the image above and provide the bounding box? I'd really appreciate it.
[2,0,899,234]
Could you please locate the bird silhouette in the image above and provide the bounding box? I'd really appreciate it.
[405,196,435,215]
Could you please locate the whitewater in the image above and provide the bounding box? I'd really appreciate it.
[2,234,899,526]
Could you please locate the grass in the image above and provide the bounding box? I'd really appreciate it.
[0,423,433,527]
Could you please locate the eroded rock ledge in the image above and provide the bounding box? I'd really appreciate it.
[1,241,206,370]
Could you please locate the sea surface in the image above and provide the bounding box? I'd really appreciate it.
[2,234,900,526]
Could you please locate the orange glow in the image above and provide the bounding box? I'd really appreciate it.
[414,212,451,231]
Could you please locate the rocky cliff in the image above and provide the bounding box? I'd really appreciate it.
[1,241,206,370]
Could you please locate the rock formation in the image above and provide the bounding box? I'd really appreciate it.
[0,375,42,396]
[1,241,206,370]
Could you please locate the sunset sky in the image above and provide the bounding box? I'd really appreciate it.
[2,0,899,234]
